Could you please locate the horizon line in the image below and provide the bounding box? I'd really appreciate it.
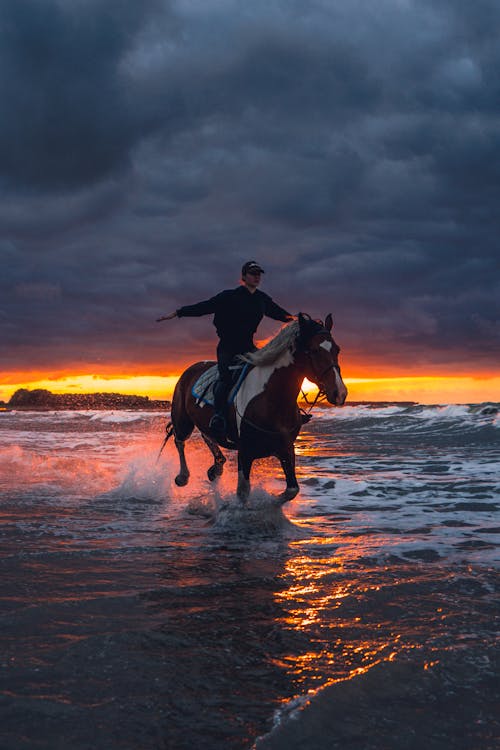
[1,373,499,406]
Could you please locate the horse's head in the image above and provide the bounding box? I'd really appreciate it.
[297,313,348,406]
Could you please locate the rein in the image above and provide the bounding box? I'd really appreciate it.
[300,385,328,413]
[300,346,339,415]
[234,348,339,436]
[234,401,302,436]
[234,382,327,436]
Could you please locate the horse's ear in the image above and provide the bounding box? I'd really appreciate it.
[325,313,333,332]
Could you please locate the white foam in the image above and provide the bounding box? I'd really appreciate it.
[89,412,147,423]
[210,490,300,537]
[416,404,471,420]
[105,454,172,501]
[313,404,407,420]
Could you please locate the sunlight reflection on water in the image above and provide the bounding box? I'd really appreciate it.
[0,408,498,750]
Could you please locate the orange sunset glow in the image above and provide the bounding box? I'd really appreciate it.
[1,370,498,405]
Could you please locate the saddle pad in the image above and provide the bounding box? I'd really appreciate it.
[191,363,250,407]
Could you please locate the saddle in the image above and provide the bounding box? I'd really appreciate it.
[191,362,251,407]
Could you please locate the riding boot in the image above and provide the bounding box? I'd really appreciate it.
[209,379,229,439]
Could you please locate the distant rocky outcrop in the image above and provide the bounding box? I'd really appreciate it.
[8,388,170,410]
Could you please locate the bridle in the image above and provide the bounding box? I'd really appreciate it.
[233,331,341,434]
[300,328,341,410]
[299,360,340,416]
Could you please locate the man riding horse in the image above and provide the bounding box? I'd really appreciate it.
[156,261,294,441]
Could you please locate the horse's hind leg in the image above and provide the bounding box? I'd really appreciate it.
[201,434,226,482]
[172,413,194,487]
[174,437,190,486]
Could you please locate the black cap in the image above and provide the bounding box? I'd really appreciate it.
[242,260,265,275]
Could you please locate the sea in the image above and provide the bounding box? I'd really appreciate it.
[0,402,499,750]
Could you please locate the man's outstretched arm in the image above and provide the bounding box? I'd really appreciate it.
[156,293,220,322]
[156,311,177,322]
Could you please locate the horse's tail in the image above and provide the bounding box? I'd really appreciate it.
[156,421,175,464]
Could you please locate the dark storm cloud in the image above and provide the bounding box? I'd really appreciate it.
[1,0,499,376]
[0,0,169,188]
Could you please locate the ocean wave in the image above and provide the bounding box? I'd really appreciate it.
[4,409,168,421]
[314,403,408,420]
[89,412,152,424]
[311,403,500,444]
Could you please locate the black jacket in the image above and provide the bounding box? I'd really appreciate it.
[177,286,291,353]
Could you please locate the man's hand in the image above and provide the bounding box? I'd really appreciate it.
[156,311,177,322]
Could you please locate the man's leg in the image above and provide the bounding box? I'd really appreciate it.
[209,348,233,438]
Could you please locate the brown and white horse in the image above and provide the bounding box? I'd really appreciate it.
[164,313,347,503]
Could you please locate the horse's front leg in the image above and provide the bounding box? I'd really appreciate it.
[237,450,253,502]
[278,444,300,503]
[174,438,190,486]
[202,433,226,481]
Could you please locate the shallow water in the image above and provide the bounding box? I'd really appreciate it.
[0,404,499,749]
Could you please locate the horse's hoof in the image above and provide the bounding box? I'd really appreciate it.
[237,487,250,503]
[207,464,224,482]
[237,470,250,502]
[278,486,299,504]
[175,474,189,487]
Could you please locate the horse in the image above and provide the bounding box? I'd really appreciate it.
[163,312,347,503]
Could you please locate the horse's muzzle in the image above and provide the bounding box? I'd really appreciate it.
[325,369,348,406]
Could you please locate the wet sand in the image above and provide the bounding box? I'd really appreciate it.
[255,647,500,750]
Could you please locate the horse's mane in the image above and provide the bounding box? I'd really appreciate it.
[240,320,299,367]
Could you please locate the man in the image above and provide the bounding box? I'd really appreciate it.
[157,261,294,439]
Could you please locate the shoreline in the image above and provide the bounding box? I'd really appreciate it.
[0,400,416,412]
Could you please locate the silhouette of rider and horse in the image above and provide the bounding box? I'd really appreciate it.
[157,261,347,503]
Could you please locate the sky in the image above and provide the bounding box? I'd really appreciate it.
[1,0,499,403]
